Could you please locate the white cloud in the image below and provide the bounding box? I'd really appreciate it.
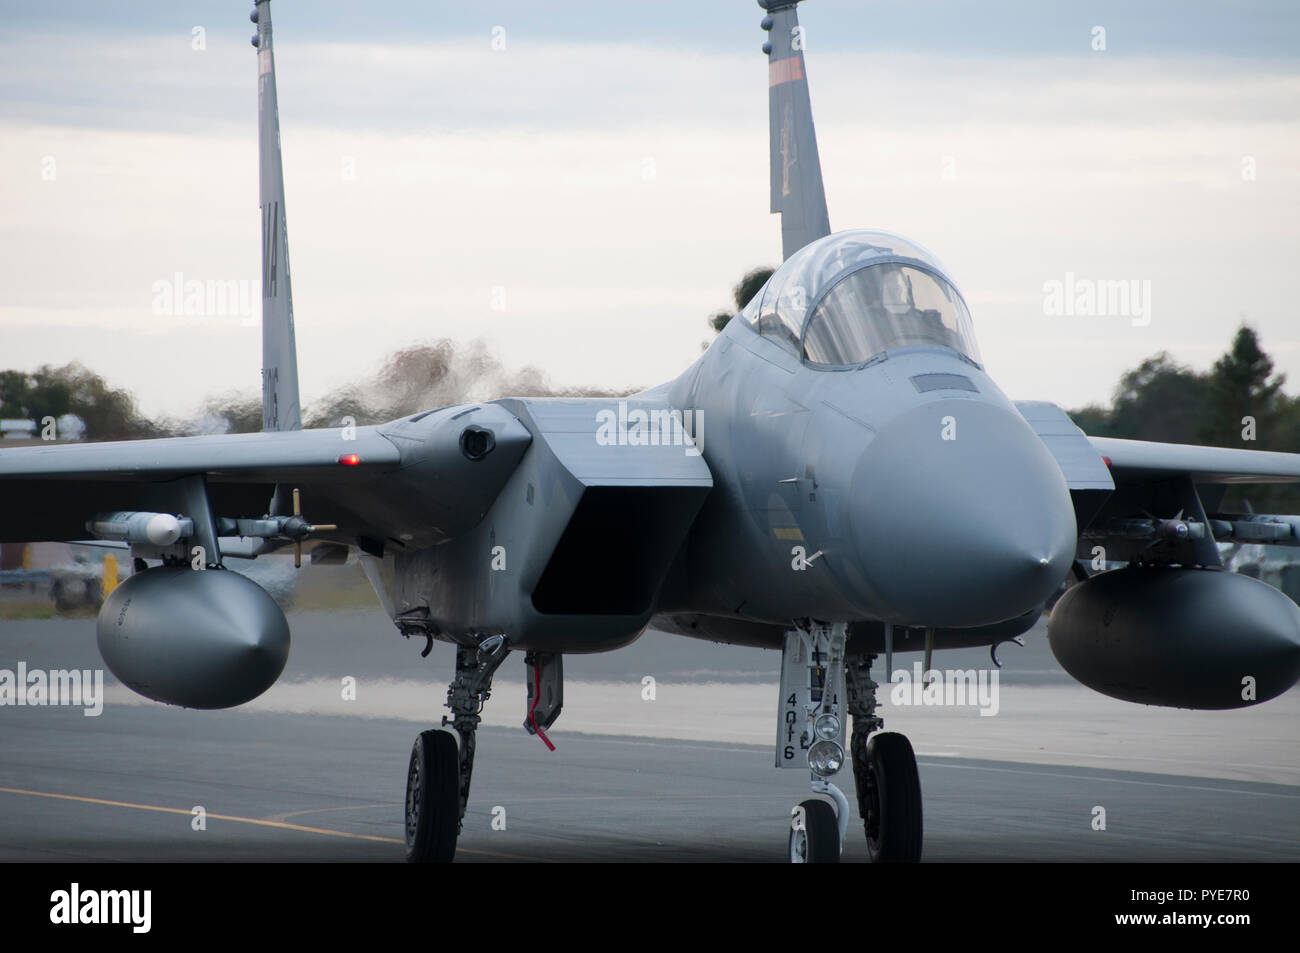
[1,35,1298,417]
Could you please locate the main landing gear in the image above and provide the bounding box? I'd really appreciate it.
[779,623,923,863]
[405,634,508,863]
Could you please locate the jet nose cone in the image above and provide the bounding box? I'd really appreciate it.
[850,401,1076,627]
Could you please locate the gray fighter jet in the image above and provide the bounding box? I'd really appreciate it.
[3,0,1300,863]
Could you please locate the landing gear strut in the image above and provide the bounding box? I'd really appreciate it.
[778,623,851,863]
[847,652,923,862]
[405,634,509,863]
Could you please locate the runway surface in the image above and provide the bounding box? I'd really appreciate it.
[2,600,1298,862]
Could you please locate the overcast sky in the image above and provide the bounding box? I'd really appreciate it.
[2,0,1298,420]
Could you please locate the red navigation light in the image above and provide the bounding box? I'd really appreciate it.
[1102,456,1112,468]
[338,453,361,466]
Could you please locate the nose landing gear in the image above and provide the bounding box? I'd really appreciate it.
[779,624,923,863]
[778,623,850,863]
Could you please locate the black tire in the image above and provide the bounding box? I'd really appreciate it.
[789,798,840,863]
[405,729,460,863]
[862,732,923,863]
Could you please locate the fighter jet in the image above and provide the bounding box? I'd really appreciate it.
[3,0,1300,864]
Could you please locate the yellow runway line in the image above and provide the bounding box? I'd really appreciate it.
[0,785,403,844]
[0,785,543,860]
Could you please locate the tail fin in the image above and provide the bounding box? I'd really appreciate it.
[760,0,831,261]
[252,0,302,432]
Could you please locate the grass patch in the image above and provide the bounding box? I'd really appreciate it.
[0,599,58,620]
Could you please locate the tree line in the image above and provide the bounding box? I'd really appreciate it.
[3,281,1296,504]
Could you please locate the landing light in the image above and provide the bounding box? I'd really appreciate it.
[813,713,840,741]
[808,740,844,778]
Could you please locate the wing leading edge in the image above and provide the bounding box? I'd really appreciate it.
[1089,436,1300,485]
[0,427,399,482]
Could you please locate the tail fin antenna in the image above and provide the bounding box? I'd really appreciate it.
[759,0,831,261]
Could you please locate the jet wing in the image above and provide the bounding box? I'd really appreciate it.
[0,403,533,547]
[1089,436,1300,485]
[1076,435,1300,567]
[0,427,398,545]
[0,427,399,483]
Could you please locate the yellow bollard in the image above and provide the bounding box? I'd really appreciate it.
[102,554,119,598]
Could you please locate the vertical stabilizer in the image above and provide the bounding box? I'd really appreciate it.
[759,1,831,261]
[252,0,302,432]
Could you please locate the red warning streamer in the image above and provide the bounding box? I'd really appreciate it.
[528,660,555,751]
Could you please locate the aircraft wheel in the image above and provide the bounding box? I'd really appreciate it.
[789,798,840,863]
[862,732,923,863]
[405,729,459,863]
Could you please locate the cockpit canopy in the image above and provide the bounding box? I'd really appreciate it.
[739,230,981,367]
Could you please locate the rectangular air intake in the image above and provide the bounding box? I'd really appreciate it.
[531,485,703,616]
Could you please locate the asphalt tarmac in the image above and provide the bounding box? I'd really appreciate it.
[2,604,1297,862]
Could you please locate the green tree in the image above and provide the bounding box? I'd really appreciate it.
[1200,325,1285,448]
[733,267,773,312]
[1066,329,1300,512]
[1107,353,1212,444]
[0,363,166,441]
[709,266,774,335]
[1064,403,1114,437]
[0,370,34,418]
